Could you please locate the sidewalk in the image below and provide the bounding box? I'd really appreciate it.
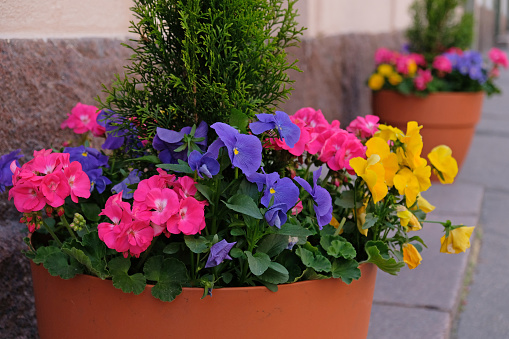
[367,57,509,338]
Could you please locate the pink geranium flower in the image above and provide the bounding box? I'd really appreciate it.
[166,196,206,235]
[346,115,380,139]
[142,187,179,225]
[319,131,366,173]
[488,47,508,68]
[174,176,198,199]
[120,219,154,258]
[375,48,398,65]
[432,55,453,73]
[414,69,433,91]
[61,103,105,137]
[9,181,47,213]
[64,162,91,203]
[40,171,70,208]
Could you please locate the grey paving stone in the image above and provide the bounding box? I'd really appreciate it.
[373,215,476,312]
[423,183,484,218]
[368,304,450,339]
[455,190,509,339]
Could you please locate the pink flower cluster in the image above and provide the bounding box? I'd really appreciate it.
[8,149,91,215]
[375,48,425,74]
[414,69,433,90]
[488,48,508,68]
[60,103,105,137]
[270,108,376,174]
[432,55,452,74]
[98,169,206,258]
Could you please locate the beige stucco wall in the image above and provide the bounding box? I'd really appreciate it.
[295,0,414,38]
[0,0,134,39]
[0,0,414,39]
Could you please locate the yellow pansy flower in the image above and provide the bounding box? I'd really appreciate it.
[368,73,385,90]
[365,137,399,186]
[388,73,403,85]
[414,193,435,213]
[440,226,475,254]
[377,64,394,77]
[403,243,422,269]
[407,60,418,76]
[427,145,458,184]
[356,203,369,237]
[393,167,420,207]
[350,155,388,203]
[396,205,422,231]
[375,124,404,142]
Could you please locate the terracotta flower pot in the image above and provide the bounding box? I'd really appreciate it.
[372,91,484,170]
[30,261,377,339]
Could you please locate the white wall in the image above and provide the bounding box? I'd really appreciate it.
[0,0,134,39]
[0,0,414,40]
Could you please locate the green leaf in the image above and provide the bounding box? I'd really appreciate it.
[184,235,209,253]
[157,160,194,173]
[275,222,313,237]
[331,259,361,284]
[148,258,188,302]
[258,262,289,284]
[295,247,331,273]
[335,190,357,209]
[108,257,146,295]
[61,232,109,279]
[229,108,249,133]
[244,251,271,276]
[224,194,263,219]
[363,241,404,275]
[79,203,101,222]
[230,228,245,236]
[129,155,161,164]
[230,248,245,258]
[320,235,356,259]
[195,183,214,205]
[362,213,377,230]
[143,255,164,281]
[256,234,289,258]
[43,251,83,279]
[221,272,233,284]
[163,242,182,254]
[33,246,61,264]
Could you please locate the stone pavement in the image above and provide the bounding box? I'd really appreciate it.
[367,55,509,339]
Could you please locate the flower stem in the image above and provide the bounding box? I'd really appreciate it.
[59,215,78,240]
[41,219,63,247]
[134,237,158,272]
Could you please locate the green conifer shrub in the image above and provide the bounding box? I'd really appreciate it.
[99,0,304,147]
[406,0,474,62]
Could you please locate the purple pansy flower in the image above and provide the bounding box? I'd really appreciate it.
[97,110,128,150]
[153,121,208,164]
[64,146,109,172]
[87,169,112,194]
[249,111,301,148]
[111,169,142,199]
[0,149,23,193]
[247,170,299,209]
[210,122,262,176]
[188,150,220,178]
[205,239,237,268]
[265,203,289,228]
[293,167,333,229]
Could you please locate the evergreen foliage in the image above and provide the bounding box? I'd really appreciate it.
[406,0,474,62]
[99,0,304,146]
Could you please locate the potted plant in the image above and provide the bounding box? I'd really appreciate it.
[369,0,508,169]
[1,0,475,338]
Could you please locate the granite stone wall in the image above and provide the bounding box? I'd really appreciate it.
[0,32,403,338]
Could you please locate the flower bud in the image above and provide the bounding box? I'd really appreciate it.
[45,206,54,216]
[57,207,65,217]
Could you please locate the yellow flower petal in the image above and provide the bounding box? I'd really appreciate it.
[440,226,475,254]
[366,137,390,160]
[403,243,422,269]
[428,145,458,184]
[377,64,394,77]
[396,205,422,231]
[368,73,385,90]
[414,193,435,213]
[375,124,404,142]
[356,204,369,237]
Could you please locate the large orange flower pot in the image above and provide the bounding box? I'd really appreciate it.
[372,91,484,170]
[31,261,377,339]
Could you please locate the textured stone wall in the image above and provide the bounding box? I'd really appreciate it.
[0,32,403,338]
[0,38,132,339]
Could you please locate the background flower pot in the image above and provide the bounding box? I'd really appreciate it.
[31,261,377,339]
[372,91,484,170]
